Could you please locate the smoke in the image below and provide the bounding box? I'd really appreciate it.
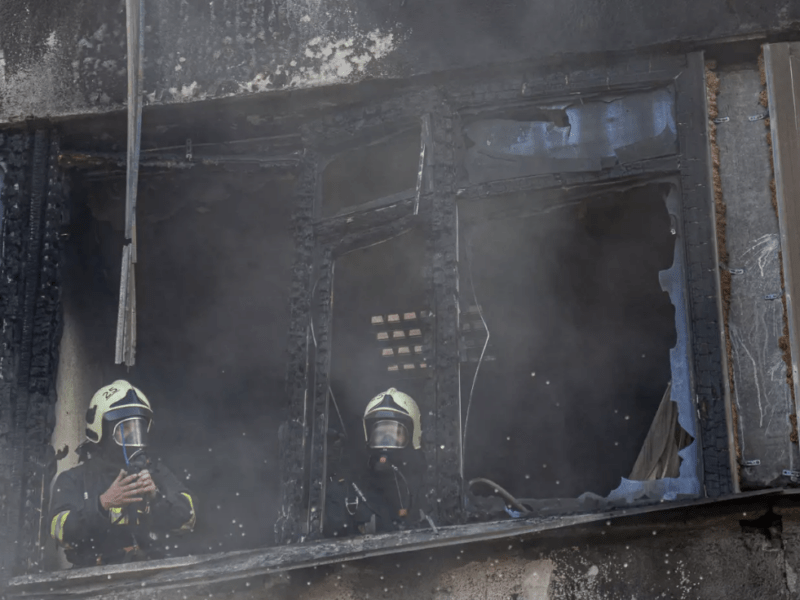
[329,227,429,471]
[461,184,676,500]
[65,166,296,559]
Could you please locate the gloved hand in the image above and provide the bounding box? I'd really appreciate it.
[100,469,157,510]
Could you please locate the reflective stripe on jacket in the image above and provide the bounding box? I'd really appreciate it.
[49,455,195,566]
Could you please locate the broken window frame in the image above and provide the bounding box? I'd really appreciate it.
[276,51,733,545]
[456,85,679,185]
[302,188,436,541]
[449,56,732,505]
[0,52,735,595]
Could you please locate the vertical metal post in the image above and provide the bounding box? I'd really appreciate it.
[116,0,144,366]
[124,0,144,247]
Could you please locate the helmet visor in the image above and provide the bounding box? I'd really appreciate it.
[368,420,409,450]
[112,417,149,448]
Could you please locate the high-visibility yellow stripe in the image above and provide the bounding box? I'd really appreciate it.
[109,506,129,525]
[50,512,61,540]
[50,511,72,549]
[179,492,196,531]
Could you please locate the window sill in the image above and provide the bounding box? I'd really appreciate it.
[8,488,788,599]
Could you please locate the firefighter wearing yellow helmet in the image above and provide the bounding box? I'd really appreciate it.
[49,381,196,566]
[325,388,424,537]
[363,387,422,467]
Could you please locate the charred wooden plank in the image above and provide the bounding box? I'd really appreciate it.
[676,51,734,497]
[426,105,464,525]
[306,251,334,540]
[276,153,318,545]
[455,155,680,201]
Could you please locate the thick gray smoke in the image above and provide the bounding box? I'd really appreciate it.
[460,184,676,501]
[61,96,677,566]
[67,166,295,558]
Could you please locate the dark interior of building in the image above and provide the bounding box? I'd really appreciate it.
[327,228,430,477]
[62,165,295,558]
[56,112,681,562]
[460,184,677,501]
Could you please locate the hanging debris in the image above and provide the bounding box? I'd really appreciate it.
[115,0,144,366]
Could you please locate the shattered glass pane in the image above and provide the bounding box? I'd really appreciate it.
[463,87,677,184]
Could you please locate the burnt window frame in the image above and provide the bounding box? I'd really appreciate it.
[276,50,736,546]
[317,124,425,219]
[280,121,438,542]
[1,51,736,596]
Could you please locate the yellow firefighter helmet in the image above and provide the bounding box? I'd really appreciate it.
[363,388,422,450]
[85,380,153,445]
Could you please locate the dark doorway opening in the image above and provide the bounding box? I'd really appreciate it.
[460,184,678,501]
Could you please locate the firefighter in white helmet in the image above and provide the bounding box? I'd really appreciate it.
[324,388,423,537]
[49,381,196,566]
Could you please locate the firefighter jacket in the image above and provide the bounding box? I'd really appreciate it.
[325,471,412,537]
[324,452,426,538]
[49,454,196,567]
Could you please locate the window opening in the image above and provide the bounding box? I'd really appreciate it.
[324,229,430,537]
[48,167,294,569]
[459,183,698,519]
[322,128,422,217]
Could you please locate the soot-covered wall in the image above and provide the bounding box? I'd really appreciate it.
[3,0,800,123]
[59,165,295,560]
[461,184,677,501]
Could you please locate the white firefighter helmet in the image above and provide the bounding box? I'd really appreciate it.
[363,388,421,450]
[85,380,153,445]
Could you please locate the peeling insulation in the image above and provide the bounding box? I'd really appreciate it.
[759,47,798,444]
[705,61,741,462]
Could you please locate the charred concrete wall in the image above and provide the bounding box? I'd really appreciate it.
[2,0,800,122]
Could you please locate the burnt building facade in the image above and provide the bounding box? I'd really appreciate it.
[2,1,800,598]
